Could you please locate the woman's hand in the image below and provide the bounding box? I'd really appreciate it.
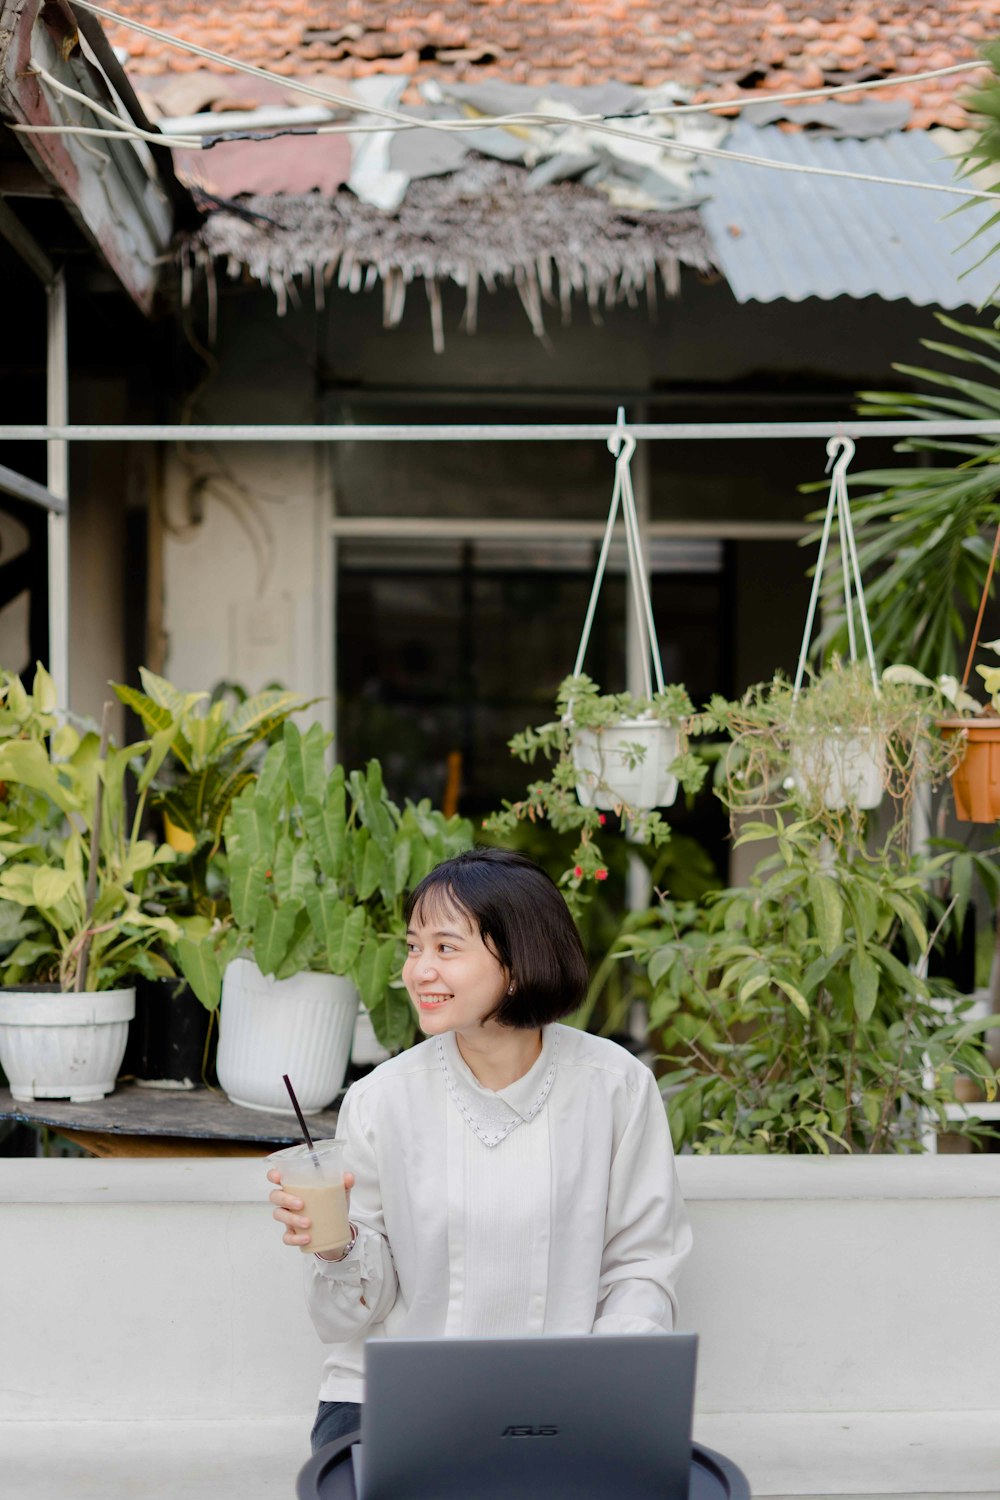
[266,1167,356,1254]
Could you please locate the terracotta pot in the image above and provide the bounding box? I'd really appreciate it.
[938,717,1000,823]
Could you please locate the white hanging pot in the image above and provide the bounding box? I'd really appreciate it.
[0,987,135,1103]
[216,957,359,1115]
[789,729,885,811]
[572,718,680,811]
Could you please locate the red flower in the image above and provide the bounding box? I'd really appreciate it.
[598,813,606,825]
[595,868,608,881]
[573,865,583,878]
[265,869,272,878]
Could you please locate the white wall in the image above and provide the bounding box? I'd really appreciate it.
[2,1155,998,1496]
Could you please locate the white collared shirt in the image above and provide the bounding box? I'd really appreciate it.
[305,1023,692,1403]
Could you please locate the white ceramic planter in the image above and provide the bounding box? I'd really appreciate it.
[572,718,679,811]
[216,957,359,1114]
[0,987,135,1102]
[790,729,885,811]
[350,1004,392,1068]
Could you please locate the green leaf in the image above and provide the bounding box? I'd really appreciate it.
[356,833,387,902]
[32,867,76,910]
[353,933,400,1019]
[305,889,366,973]
[252,896,303,976]
[883,892,928,954]
[808,873,843,958]
[174,936,223,1011]
[0,740,81,815]
[850,948,879,1023]
[774,976,810,1018]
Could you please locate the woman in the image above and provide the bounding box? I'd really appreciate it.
[267,846,692,1454]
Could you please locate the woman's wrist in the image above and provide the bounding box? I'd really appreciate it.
[316,1223,358,1263]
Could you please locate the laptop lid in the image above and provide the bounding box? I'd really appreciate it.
[357,1333,698,1500]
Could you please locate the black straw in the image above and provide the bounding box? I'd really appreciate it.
[282,1074,319,1163]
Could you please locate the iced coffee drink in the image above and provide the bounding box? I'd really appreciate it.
[269,1139,351,1255]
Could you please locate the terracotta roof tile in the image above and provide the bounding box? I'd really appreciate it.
[111,1,999,128]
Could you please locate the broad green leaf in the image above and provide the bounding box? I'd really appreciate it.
[253,896,303,975]
[284,720,328,807]
[0,740,80,815]
[304,889,366,973]
[808,873,843,958]
[850,948,879,1023]
[883,892,928,954]
[353,932,399,1015]
[174,936,223,1010]
[112,682,175,736]
[229,852,267,930]
[272,834,315,903]
[32,867,76,909]
[274,906,318,980]
[774,977,810,1018]
[355,830,388,902]
[31,663,57,712]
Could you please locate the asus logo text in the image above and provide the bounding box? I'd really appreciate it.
[500,1425,558,1438]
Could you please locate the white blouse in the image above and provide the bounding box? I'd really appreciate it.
[305,1022,692,1403]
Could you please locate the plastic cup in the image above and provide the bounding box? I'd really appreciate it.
[269,1139,350,1255]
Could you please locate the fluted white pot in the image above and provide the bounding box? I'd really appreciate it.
[217,958,359,1115]
[0,988,135,1103]
[790,730,885,811]
[573,718,679,811]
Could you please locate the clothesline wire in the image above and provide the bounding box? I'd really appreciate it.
[18,56,1000,206]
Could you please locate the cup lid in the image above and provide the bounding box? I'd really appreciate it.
[267,1138,342,1163]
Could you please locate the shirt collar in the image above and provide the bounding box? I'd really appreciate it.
[436,1026,560,1147]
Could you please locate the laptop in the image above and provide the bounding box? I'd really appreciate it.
[352,1332,698,1500]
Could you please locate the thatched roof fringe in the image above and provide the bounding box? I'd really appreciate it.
[179,160,717,349]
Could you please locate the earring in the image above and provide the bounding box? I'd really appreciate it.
[507,983,515,995]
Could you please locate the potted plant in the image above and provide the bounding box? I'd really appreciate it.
[175,720,473,1114]
[696,659,957,839]
[0,667,179,1102]
[485,672,706,893]
[623,816,999,1153]
[903,646,1000,825]
[111,669,310,1089]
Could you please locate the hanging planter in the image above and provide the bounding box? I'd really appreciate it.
[938,717,1000,823]
[933,523,1000,825]
[485,411,705,888]
[216,956,359,1115]
[789,728,886,812]
[573,717,680,811]
[0,986,135,1103]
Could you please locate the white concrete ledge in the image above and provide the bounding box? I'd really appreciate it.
[4,1152,997,1203]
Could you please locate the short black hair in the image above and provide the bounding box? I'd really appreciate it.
[404,847,589,1029]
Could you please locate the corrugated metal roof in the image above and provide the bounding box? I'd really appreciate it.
[700,124,999,308]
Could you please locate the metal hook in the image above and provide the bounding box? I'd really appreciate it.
[825,433,856,475]
[607,405,636,466]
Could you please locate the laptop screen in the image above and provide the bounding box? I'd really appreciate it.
[358,1333,698,1500]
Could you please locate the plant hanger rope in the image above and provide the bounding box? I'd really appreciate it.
[573,408,665,702]
[793,436,879,701]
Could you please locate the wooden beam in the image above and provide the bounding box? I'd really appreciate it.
[0,195,55,282]
[0,158,59,196]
